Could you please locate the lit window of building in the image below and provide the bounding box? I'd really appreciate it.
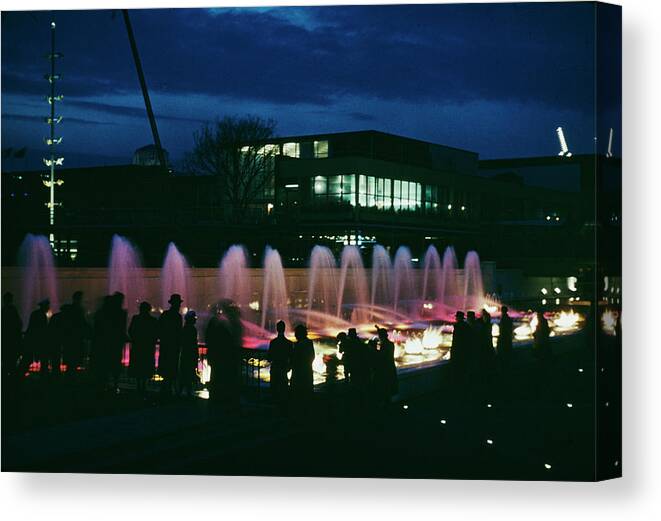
[313,174,355,205]
[283,142,300,158]
[314,140,329,158]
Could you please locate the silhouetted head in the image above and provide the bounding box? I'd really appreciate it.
[185,309,197,324]
[501,305,508,315]
[336,331,347,342]
[72,291,83,304]
[112,291,125,309]
[467,311,476,323]
[455,310,465,322]
[377,328,389,341]
[139,301,151,315]
[348,327,357,338]
[294,324,308,341]
[276,320,286,334]
[168,293,183,310]
[482,309,491,323]
[38,298,50,312]
[3,292,13,306]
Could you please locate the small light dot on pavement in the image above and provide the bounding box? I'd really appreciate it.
[486,439,494,445]
[566,403,573,408]
[578,368,584,373]
[402,404,408,410]
[440,419,447,424]
[544,463,552,469]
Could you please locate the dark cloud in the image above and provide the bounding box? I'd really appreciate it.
[1,4,620,161]
[3,112,115,126]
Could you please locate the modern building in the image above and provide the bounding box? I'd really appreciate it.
[2,130,618,277]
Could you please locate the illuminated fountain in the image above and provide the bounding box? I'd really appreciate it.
[393,246,415,316]
[440,246,459,313]
[219,245,251,311]
[337,245,370,325]
[161,242,192,311]
[108,234,145,316]
[370,245,393,313]
[422,245,442,306]
[17,234,59,323]
[463,250,484,312]
[261,246,289,331]
[307,245,338,320]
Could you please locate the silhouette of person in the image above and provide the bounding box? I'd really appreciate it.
[268,320,293,412]
[180,310,199,397]
[373,327,398,407]
[533,310,551,367]
[24,299,50,374]
[2,292,22,376]
[450,311,469,381]
[497,305,513,367]
[91,295,113,392]
[291,324,315,405]
[479,309,496,377]
[61,291,90,374]
[336,331,348,379]
[158,294,183,397]
[206,300,243,410]
[466,310,481,375]
[47,304,68,376]
[128,301,158,396]
[108,292,128,392]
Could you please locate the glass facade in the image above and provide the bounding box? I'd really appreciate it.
[312,174,427,211]
[313,174,355,205]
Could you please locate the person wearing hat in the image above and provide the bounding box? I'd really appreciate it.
[24,298,50,374]
[158,294,183,397]
[128,302,158,396]
[179,309,199,397]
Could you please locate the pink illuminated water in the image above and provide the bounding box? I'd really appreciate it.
[393,246,415,315]
[422,245,442,305]
[261,246,289,331]
[440,246,459,311]
[371,245,393,313]
[308,245,337,322]
[337,245,370,324]
[161,242,192,310]
[463,250,485,312]
[108,235,145,316]
[219,245,251,310]
[18,234,59,323]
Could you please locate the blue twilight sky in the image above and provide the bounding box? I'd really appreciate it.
[1,3,621,167]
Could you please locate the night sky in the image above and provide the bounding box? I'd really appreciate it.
[1,3,621,167]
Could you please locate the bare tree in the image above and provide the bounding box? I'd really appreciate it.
[185,115,277,222]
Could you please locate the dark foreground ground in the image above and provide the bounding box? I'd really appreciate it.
[2,334,621,481]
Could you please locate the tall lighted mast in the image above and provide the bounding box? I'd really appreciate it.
[43,21,64,239]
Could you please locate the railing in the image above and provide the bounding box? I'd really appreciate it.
[240,348,269,397]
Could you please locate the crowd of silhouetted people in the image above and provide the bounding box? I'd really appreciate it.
[1,290,246,411]
[3,287,558,420]
[450,305,552,388]
[267,321,398,415]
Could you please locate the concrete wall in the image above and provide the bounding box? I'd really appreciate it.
[2,265,500,316]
